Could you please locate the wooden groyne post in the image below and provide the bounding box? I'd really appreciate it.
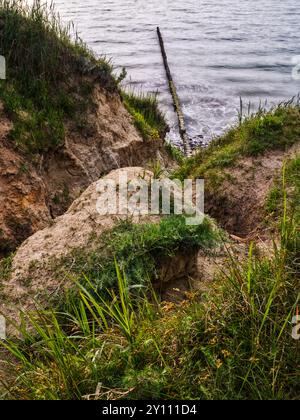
[157,27,191,156]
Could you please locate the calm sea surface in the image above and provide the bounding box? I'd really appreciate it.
[51,0,300,146]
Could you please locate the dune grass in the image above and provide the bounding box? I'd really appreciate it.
[52,215,220,297]
[266,155,300,228]
[0,1,299,402]
[1,167,299,400]
[0,254,12,278]
[164,141,185,163]
[175,99,300,182]
[0,253,12,285]
[122,91,168,141]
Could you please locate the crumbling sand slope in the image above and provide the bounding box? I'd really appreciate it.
[2,168,156,308]
[0,86,170,255]
[0,108,50,256]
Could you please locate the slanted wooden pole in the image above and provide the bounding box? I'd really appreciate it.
[157,27,191,156]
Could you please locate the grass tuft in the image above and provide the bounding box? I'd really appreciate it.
[55,215,220,296]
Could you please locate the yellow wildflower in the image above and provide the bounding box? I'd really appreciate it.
[215,359,223,369]
[221,350,232,358]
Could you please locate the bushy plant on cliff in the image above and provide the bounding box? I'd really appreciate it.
[1,173,299,399]
[0,0,116,153]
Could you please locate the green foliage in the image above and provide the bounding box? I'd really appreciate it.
[11,104,65,154]
[175,101,300,182]
[1,184,299,399]
[285,156,300,224]
[77,262,136,343]
[59,216,220,295]
[1,3,299,402]
[147,159,164,178]
[0,253,13,282]
[0,229,11,255]
[123,91,167,140]
[0,0,116,154]
[0,265,163,399]
[243,112,285,156]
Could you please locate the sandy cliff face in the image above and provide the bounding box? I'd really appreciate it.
[0,87,169,254]
[0,110,50,256]
[11,167,157,286]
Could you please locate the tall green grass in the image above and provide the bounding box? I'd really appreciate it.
[0,0,116,153]
[0,264,162,400]
[122,91,168,140]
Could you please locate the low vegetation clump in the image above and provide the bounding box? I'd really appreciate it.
[123,91,168,141]
[0,252,12,285]
[54,215,220,295]
[266,155,300,227]
[175,100,300,182]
